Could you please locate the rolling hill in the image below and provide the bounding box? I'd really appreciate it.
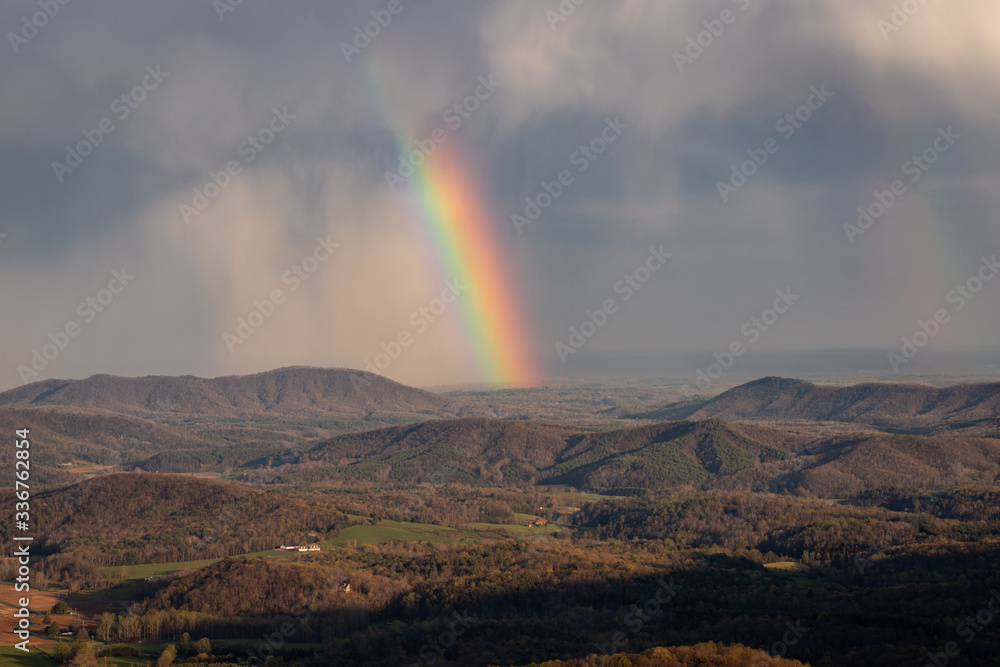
[638,376,1000,436]
[0,367,477,480]
[27,473,351,566]
[292,415,1000,496]
[775,431,1000,497]
[0,407,219,483]
[296,417,805,491]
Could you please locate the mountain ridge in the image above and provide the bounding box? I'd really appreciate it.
[637,376,1000,435]
[0,366,466,419]
[284,415,1000,496]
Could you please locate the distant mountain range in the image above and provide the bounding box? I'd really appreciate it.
[0,366,467,419]
[635,376,1000,436]
[6,369,1000,496]
[0,367,473,481]
[9,370,999,435]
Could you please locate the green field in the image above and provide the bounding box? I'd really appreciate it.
[763,561,809,572]
[25,639,324,665]
[469,519,561,536]
[103,517,561,582]
[105,546,303,581]
[325,520,483,547]
[0,646,55,667]
[763,561,812,581]
[467,523,560,536]
[325,517,564,547]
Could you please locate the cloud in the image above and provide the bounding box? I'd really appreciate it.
[2,0,1000,390]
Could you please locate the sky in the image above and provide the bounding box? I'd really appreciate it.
[2,0,1000,391]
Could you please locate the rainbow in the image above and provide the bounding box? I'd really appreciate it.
[363,60,537,386]
[856,126,972,319]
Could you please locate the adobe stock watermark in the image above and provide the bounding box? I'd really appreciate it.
[351,277,468,390]
[223,235,339,352]
[7,0,72,54]
[52,65,169,183]
[180,106,295,224]
[888,254,998,373]
[512,116,629,234]
[546,0,588,31]
[390,410,517,488]
[717,85,833,202]
[770,619,809,658]
[385,74,502,192]
[556,245,671,364]
[408,610,477,666]
[673,0,751,73]
[922,589,1000,667]
[844,126,959,244]
[16,268,136,384]
[213,0,245,22]
[878,0,931,40]
[594,577,681,655]
[682,287,800,398]
[245,589,332,666]
[340,0,415,64]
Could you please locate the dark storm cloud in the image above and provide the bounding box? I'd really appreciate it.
[1,0,999,390]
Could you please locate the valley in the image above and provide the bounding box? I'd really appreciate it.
[2,368,999,665]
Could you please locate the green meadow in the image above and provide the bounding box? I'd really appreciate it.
[104,517,562,582]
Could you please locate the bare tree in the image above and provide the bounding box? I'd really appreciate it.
[96,612,115,642]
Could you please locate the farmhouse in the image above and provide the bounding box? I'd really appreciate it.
[278,543,321,551]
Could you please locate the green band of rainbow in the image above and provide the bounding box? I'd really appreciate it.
[409,148,537,385]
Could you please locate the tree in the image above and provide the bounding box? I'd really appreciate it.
[50,644,70,663]
[67,641,98,667]
[46,621,60,637]
[117,613,140,640]
[195,636,212,655]
[96,612,115,641]
[51,601,70,615]
[156,643,178,667]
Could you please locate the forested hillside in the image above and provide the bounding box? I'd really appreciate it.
[643,376,1000,436]
[23,474,352,571]
[287,417,1000,497]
